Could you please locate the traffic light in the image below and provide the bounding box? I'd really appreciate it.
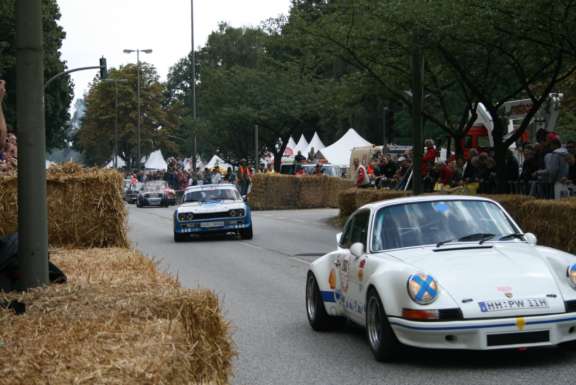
[99,56,107,80]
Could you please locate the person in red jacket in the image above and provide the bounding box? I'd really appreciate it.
[421,139,439,177]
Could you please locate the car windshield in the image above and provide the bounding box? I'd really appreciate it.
[302,165,340,177]
[371,200,518,251]
[142,181,167,192]
[184,188,240,203]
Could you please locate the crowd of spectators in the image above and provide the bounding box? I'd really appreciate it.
[0,80,18,176]
[352,133,576,199]
[126,157,256,196]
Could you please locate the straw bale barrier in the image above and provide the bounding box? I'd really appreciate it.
[0,163,127,248]
[338,189,576,254]
[248,174,353,210]
[0,248,234,385]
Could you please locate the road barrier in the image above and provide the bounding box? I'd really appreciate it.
[338,188,576,254]
[0,163,128,248]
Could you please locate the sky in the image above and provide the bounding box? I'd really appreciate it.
[58,0,292,109]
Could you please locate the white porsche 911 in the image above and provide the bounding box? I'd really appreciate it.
[306,195,576,361]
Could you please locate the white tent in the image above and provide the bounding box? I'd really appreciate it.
[184,156,204,171]
[105,156,126,169]
[319,128,372,167]
[293,134,309,155]
[205,155,232,171]
[144,149,168,170]
[283,136,297,156]
[304,132,325,155]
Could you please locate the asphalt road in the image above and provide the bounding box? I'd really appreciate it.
[128,205,576,385]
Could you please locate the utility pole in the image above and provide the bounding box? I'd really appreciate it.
[382,105,389,146]
[411,42,424,195]
[191,0,198,172]
[16,0,49,289]
[103,79,128,168]
[254,125,259,173]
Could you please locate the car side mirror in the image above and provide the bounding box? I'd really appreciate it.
[524,232,537,245]
[336,232,342,245]
[350,242,364,259]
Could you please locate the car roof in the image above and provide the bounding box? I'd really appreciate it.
[184,184,237,192]
[360,194,497,211]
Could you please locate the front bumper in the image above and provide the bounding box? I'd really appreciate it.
[389,313,576,350]
[174,217,251,234]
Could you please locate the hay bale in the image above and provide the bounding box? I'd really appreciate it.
[325,178,354,208]
[0,163,127,248]
[516,199,576,254]
[298,176,330,208]
[0,248,234,385]
[338,188,359,219]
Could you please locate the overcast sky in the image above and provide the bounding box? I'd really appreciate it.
[58,0,292,109]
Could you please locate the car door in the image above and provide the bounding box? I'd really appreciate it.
[338,209,371,323]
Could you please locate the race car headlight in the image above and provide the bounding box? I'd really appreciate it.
[229,209,245,217]
[178,212,194,221]
[567,264,576,288]
[407,273,439,305]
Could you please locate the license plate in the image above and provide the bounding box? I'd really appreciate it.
[200,221,224,228]
[478,298,548,313]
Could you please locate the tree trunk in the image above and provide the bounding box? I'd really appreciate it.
[492,120,507,194]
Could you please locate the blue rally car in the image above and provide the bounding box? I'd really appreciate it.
[173,184,253,242]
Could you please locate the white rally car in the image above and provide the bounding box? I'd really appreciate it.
[173,184,252,242]
[306,195,576,361]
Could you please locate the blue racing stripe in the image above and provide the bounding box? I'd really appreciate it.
[389,315,576,332]
[320,291,336,303]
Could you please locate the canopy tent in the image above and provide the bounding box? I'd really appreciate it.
[304,132,326,156]
[283,136,297,156]
[293,134,309,155]
[205,155,233,171]
[105,156,126,169]
[318,128,372,167]
[144,150,168,170]
[183,156,204,171]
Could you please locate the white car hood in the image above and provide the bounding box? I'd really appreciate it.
[385,243,565,317]
[177,200,245,214]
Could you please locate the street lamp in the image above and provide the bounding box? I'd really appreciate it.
[103,78,129,168]
[123,48,152,169]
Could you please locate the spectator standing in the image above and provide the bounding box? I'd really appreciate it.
[353,158,370,188]
[567,140,576,185]
[211,167,222,184]
[238,159,252,195]
[534,138,570,198]
[225,167,237,183]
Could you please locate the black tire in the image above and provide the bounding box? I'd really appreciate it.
[240,226,253,240]
[136,200,143,208]
[366,288,402,362]
[306,272,336,331]
[174,232,186,242]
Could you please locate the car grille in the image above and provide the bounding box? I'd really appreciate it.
[486,331,549,347]
[565,300,576,312]
[192,212,230,220]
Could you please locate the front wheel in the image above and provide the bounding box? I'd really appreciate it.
[366,288,402,362]
[174,232,187,242]
[306,272,336,331]
[240,226,253,240]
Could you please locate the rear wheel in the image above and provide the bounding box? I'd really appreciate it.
[306,272,336,331]
[136,199,143,208]
[366,288,402,362]
[240,226,253,240]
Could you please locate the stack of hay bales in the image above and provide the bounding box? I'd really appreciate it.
[0,163,127,248]
[249,174,355,210]
[0,248,235,385]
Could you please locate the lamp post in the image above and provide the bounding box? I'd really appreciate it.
[190,0,198,172]
[123,48,152,169]
[104,78,128,168]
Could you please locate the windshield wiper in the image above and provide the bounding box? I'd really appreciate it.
[457,233,495,244]
[499,233,525,241]
[436,239,454,248]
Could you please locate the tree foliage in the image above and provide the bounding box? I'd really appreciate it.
[0,0,73,149]
[76,64,178,167]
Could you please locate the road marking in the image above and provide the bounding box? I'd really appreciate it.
[289,257,310,265]
[239,242,264,251]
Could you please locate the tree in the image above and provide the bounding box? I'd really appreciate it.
[0,0,73,149]
[76,64,178,167]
